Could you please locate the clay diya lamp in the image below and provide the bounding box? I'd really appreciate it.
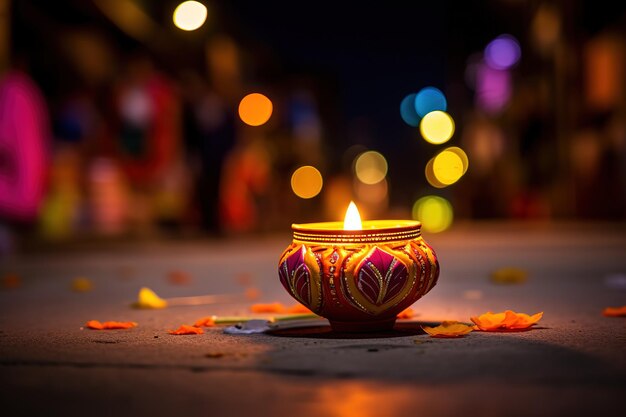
[278,202,439,332]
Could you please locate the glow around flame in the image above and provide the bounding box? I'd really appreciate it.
[343,201,362,230]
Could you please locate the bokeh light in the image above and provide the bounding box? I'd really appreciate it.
[399,93,420,127]
[445,146,469,174]
[424,157,446,189]
[433,150,464,185]
[484,34,521,70]
[419,111,455,144]
[238,93,273,126]
[291,165,324,198]
[354,151,388,185]
[291,166,323,199]
[412,195,453,233]
[415,87,447,117]
[173,1,208,31]
[476,63,511,113]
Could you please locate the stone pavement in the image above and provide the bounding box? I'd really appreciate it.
[1,223,625,417]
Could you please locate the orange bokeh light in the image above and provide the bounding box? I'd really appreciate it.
[238,93,273,126]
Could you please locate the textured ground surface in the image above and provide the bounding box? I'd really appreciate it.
[1,223,625,417]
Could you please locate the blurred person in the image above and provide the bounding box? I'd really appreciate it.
[219,133,270,234]
[112,57,185,233]
[0,69,49,252]
[181,72,235,233]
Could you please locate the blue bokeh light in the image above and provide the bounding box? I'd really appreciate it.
[415,87,447,117]
[400,93,420,127]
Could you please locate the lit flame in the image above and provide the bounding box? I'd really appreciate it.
[343,201,362,230]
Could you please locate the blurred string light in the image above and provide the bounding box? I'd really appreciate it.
[420,110,454,144]
[354,151,388,185]
[484,34,521,70]
[173,1,208,31]
[238,93,273,126]
[400,93,420,127]
[412,195,453,233]
[291,166,323,199]
[415,87,447,117]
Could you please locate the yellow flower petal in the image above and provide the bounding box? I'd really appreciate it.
[421,320,474,338]
[134,287,168,309]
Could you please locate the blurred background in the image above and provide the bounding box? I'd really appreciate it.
[1,0,625,250]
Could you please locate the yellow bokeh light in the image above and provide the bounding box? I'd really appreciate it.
[354,151,388,185]
[433,150,464,185]
[412,195,453,233]
[238,93,273,126]
[291,166,323,199]
[424,157,447,188]
[445,146,469,174]
[173,1,207,31]
[420,111,455,144]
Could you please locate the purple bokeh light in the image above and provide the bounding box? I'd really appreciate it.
[484,34,521,70]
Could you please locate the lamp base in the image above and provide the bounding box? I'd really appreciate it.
[328,317,396,333]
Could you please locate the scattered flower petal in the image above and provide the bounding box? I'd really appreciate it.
[397,307,415,319]
[490,267,527,284]
[168,325,203,335]
[471,310,543,331]
[134,287,168,309]
[71,277,93,292]
[167,270,191,285]
[194,316,216,327]
[603,306,626,317]
[287,303,312,314]
[421,321,474,338]
[250,302,287,313]
[86,320,137,330]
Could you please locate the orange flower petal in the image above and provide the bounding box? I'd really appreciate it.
[421,321,474,338]
[396,307,415,319]
[194,316,216,327]
[168,325,204,335]
[508,312,543,329]
[603,306,626,317]
[287,303,312,314]
[250,302,287,313]
[471,310,542,331]
[86,320,137,330]
[86,320,104,330]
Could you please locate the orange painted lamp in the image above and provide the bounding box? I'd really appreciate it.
[278,202,439,332]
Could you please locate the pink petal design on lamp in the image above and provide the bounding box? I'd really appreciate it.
[356,248,408,305]
[279,246,311,305]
